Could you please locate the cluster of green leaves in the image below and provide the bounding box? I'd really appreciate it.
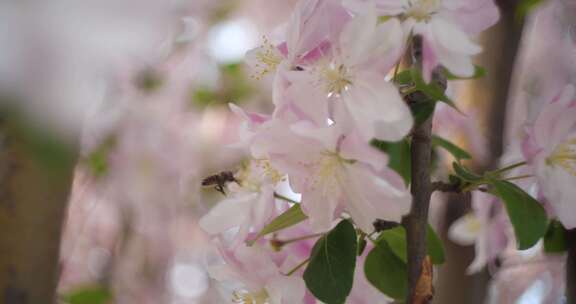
[451,162,548,250]
[365,224,444,300]
[251,209,446,303]
[302,220,445,303]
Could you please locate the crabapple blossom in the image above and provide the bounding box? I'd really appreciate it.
[522,85,576,228]
[344,0,499,81]
[244,0,350,81]
[206,243,305,304]
[286,9,412,141]
[267,113,411,232]
[199,159,285,245]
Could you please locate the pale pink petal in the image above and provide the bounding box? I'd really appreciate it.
[301,186,340,232]
[266,276,306,304]
[343,72,413,141]
[198,193,256,235]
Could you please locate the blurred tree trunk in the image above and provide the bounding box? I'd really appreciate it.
[0,108,77,304]
[434,2,525,304]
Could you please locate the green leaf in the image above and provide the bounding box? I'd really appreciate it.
[357,236,368,256]
[489,179,548,250]
[445,65,486,80]
[427,225,445,264]
[364,241,408,300]
[371,139,411,186]
[452,162,483,182]
[304,220,357,304]
[409,98,437,126]
[432,135,472,161]
[249,204,307,245]
[544,220,567,253]
[63,285,112,304]
[377,226,407,263]
[377,225,445,265]
[411,68,458,110]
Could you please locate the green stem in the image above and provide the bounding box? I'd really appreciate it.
[502,174,533,181]
[284,258,310,276]
[490,161,527,176]
[275,233,324,246]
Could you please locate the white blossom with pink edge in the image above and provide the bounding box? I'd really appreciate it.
[199,159,285,246]
[344,0,499,81]
[286,8,412,141]
[244,0,350,81]
[522,85,576,229]
[206,243,305,304]
[264,109,411,232]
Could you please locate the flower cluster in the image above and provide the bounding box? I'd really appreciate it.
[199,0,498,302]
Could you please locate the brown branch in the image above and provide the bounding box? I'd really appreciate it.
[431,181,461,193]
[402,36,446,304]
[567,229,576,303]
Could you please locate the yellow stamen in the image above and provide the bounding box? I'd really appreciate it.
[405,0,440,21]
[251,36,282,80]
[320,63,352,95]
[547,138,576,176]
[232,289,269,304]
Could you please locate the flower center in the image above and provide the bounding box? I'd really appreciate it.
[233,289,269,304]
[320,63,352,96]
[250,37,283,80]
[236,159,285,192]
[405,0,440,21]
[310,151,352,196]
[546,138,576,176]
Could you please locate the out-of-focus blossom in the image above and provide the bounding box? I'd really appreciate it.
[0,0,174,138]
[487,255,565,304]
[207,243,306,304]
[522,85,576,228]
[449,191,511,274]
[344,0,499,81]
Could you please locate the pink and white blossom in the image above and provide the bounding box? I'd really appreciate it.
[265,112,411,232]
[522,85,576,228]
[206,243,305,304]
[199,159,284,245]
[344,0,499,81]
